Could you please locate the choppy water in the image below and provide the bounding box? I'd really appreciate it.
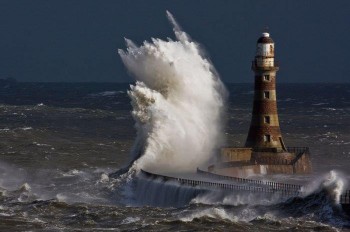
[0,83,349,231]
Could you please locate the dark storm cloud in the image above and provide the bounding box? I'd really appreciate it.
[0,0,349,83]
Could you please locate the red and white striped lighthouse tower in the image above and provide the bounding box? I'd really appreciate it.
[245,32,287,152]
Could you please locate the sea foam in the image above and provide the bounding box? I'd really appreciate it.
[118,11,227,173]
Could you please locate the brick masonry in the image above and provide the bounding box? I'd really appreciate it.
[246,49,285,150]
[209,33,312,176]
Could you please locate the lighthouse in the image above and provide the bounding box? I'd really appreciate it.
[208,31,312,176]
[245,32,286,152]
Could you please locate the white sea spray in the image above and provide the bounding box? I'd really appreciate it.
[118,11,227,173]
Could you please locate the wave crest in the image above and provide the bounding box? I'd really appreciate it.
[118,11,227,173]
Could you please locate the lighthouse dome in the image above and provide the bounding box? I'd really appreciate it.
[257,32,274,43]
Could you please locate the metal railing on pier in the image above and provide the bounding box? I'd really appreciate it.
[141,169,301,197]
[197,168,302,192]
[286,147,310,155]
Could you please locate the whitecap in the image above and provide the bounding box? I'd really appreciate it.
[98,173,110,183]
[0,212,13,217]
[121,216,140,224]
[179,207,238,222]
[33,142,51,147]
[88,91,122,97]
[56,193,67,202]
[19,183,31,192]
[322,107,337,111]
[312,102,329,106]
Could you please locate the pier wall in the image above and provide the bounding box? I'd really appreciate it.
[293,152,312,173]
[213,147,312,177]
[213,147,312,176]
[220,147,252,162]
[140,169,301,197]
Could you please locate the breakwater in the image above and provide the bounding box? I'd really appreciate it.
[140,169,301,197]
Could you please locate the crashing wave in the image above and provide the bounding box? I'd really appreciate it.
[117,11,227,174]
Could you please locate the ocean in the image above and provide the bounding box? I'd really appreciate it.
[0,82,349,231]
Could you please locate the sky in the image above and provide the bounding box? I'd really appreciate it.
[0,0,349,83]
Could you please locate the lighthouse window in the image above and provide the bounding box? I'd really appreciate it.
[264,116,270,124]
[264,91,270,99]
[264,75,270,81]
[264,134,271,142]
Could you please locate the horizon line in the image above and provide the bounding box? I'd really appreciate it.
[12,81,350,84]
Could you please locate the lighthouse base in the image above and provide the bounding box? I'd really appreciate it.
[208,147,312,177]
